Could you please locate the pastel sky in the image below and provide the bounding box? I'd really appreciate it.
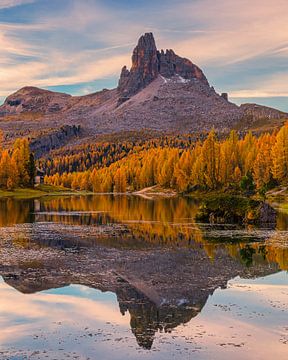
[1,0,288,111]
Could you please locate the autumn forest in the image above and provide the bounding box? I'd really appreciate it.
[0,133,36,190]
[42,124,288,195]
[1,125,288,194]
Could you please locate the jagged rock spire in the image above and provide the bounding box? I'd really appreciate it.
[118,33,159,98]
[118,32,209,99]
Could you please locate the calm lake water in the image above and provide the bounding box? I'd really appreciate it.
[0,195,287,359]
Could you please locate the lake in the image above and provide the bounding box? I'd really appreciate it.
[0,195,287,359]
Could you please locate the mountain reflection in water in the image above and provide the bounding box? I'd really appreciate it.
[2,274,200,351]
[0,195,287,359]
[0,271,287,360]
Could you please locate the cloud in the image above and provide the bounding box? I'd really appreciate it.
[156,0,288,66]
[0,281,128,347]
[0,0,36,9]
[0,29,38,60]
[0,0,288,104]
[0,52,129,97]
[0,0,143,98]
[230,73,288,98]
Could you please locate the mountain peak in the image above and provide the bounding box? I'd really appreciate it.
[118,32,159,99]
[1,85,71,115]
[136,32,156,49]
[118,32,209,99]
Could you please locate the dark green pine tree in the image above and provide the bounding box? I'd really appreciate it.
[27,153,36,187]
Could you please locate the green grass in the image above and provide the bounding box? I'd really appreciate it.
[0,184,86,199]
[280,204,288,210]
[36,184,72,193]
[0,188,46,199]
[274,203,288,214]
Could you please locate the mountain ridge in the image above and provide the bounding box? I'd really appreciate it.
[0,32,287,147]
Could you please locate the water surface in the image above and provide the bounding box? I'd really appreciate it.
[0,195,287,359]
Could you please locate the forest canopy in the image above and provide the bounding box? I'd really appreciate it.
[45,124,288,194]
[2,124,288,194]
[0,133,36,190]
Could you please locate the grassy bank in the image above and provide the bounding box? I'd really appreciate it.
[0,184,88,199]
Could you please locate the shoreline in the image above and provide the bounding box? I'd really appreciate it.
[0,186,90,199]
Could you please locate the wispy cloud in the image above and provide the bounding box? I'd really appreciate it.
[230,73,288,98]
[0,0,288,111]
[0,0,36,9]
[160,0,288,66]
[0,52,130,96]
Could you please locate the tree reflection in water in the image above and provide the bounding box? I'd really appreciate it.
[0,195,288,353]
[0,195,287,269]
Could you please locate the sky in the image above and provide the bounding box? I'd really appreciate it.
[0,0,288,111]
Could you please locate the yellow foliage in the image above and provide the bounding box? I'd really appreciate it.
[45,124,288,194]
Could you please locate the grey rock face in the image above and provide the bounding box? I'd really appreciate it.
[118,33,159,98]
[0,86,71,115]
[158,49,208,85]
[240,103,287,120]
[30,125,81,158]
[118,33,209,98]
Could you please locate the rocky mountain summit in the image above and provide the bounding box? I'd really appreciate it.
[0,86,71,115]
[0,32,287,148]
[118,32,208,100]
